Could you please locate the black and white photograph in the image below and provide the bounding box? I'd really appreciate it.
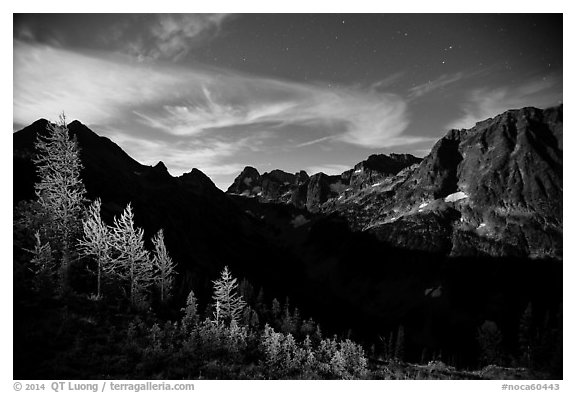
[11,6,566,387]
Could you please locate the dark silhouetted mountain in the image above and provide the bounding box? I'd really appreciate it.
[13,120,304,304]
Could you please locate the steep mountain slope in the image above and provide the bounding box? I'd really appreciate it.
[13,119,304,302]
[227,105,562,260]
[325,106,563,259]
[227,153,421,212]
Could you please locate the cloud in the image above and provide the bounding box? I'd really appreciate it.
[371,72,405,91]
[104,129,256,175]
[14,40,416,186]
[14,41,412,150]
[407,73,464,99]
[13,41,183,125]
[294,136,334,148]
[133,80,411,149]
[121,14,231,61]
[447,77,562,130]
[103,129,255,192]
[305,164,351,176]
[14,42,412,149]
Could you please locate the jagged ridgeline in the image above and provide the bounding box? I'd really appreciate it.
[227,106,562,259]
[13,105,562,378]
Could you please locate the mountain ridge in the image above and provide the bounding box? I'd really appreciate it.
[226,105,563,259]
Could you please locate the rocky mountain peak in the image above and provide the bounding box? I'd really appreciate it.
[154,161,169,172]
[227,166,261,195]
[332,105,562,259]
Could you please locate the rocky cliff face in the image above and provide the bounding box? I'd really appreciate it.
[328,106,563,259]
[226,153,421,211]
[226,166,261,196]
[226,105,562,260]
[349,153,422,189]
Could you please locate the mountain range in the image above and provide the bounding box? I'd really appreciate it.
[228,105,563,259]
[13,105,563,367]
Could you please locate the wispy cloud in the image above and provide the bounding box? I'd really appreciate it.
[132,78,411,149]
[115,14,232,61]
[103,129,254,190]
[294,136,334,148]
[15,41,413,150]
[407,73,464,99]
[371,72,405,91]
[446,76,562,130]
[305,164,352,176]
[14,40,418,189]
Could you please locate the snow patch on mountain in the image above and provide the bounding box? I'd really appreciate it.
[444,191,468,203]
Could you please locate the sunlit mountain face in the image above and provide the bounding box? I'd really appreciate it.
[13,14,562,190]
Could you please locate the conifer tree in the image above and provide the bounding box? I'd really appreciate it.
[300,317,316,337]
[78,198,111,299]
[395,325,405,361]
[242,305,260,329]
[211,266,246,325]
[387,333,395,361]
[181,289,198,328]
[151,229,177,303]
[477,320,504,366]
[519,302,534,367]
[108,203,154,307]
[314,324,323,343]
[33,113,86,292]
[292,307,302,334]
[281,300,295,334]
[255,287,266,313]
[28,231,56,293]
[271,298,281,319]
[238,278,255,304]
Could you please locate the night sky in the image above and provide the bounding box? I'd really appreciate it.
[13,14,563,190]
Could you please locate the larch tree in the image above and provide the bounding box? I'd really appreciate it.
[181,289,199,329]
[28,231,56,293]
[212,266,246,325]
[77,198,112,299]
[108,203,154,307]
[33,113,86,292]
[151,229,177,303]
